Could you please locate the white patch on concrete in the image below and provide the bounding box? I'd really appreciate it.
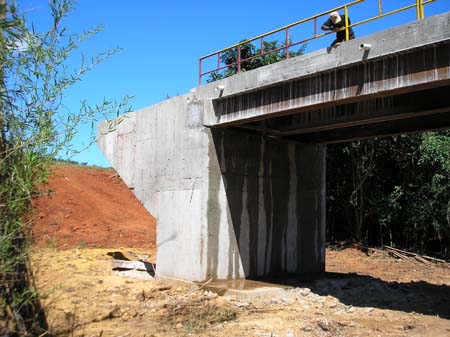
[239,165,250,274]
[286,144,298,272]
[265,161,273,274]
[314,193,319,265]
[257,140,267,276]
[157,189,204,281]
[185,102,204,128]
[203,130,245,280]
[215,186,246,280]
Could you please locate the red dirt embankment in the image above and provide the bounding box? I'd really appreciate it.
[32,164,156,249]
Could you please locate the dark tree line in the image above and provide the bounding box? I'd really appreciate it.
[327,132,450,257]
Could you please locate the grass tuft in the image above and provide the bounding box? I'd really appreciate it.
[164,300,237,333]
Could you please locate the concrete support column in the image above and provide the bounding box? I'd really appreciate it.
[204,128,326,280]
[297,143,326,277]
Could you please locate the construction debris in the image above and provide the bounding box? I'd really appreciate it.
[111,259,155,274]
[385,245,449,267]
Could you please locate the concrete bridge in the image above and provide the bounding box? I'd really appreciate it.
[98,12,450,282]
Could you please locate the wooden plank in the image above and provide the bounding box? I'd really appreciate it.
[388,250,416,264]
[413,255,432,264]
[422,255,447,263]
[386,245,415,256]
[386,246,439,265]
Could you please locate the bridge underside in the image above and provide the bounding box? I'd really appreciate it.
[231,85,450,144]
[211,37,450,144]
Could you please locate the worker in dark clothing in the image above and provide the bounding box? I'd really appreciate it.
[321,11,355,48]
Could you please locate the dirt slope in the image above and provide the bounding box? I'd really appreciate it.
[32,164,156,249]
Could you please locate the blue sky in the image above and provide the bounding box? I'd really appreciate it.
[19,0,450,167]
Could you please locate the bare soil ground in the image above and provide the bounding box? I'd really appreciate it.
[32,164,156,250]
[30,164,450,337]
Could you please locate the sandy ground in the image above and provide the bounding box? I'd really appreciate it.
[29,164,450,337]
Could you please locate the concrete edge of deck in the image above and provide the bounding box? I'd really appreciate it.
[196,11,450,103]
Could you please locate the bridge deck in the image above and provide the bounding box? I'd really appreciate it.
[200,12,450,143]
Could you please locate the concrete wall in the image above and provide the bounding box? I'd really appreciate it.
[207,129,326,279]
[99,95,326,281]
[99,95,208,281]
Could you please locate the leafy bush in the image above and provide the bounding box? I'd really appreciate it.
[208,39,306,82]
[0,1,131,335]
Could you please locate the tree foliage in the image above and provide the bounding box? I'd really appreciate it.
[208,39,306,82]
[0,1,130,335]
[327,132,450,256]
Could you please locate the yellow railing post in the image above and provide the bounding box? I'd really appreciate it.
[344,5,350,41]
[416,0,425,19]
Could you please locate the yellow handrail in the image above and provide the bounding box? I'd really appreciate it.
[346,0,434,30]
[199,0,365,60]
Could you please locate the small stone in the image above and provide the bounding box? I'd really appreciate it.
[285,329,295,337]
[347,321,361,328]
[317,319,332,331]
[324,296,339,308]
[299,288,312,296]
[204,290,218,300]
[403,323,415,330]
[301,326,313,332]
[176,323,183,329]
[235,301,250,308]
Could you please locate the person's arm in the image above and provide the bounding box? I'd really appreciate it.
[321,18,333,31]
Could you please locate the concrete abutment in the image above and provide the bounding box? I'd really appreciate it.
[99,12,450,282]
[99,97,326,282]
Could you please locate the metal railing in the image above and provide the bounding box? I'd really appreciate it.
[198,0,436,85]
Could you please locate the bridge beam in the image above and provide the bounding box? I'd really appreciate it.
[211,42,450,127]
